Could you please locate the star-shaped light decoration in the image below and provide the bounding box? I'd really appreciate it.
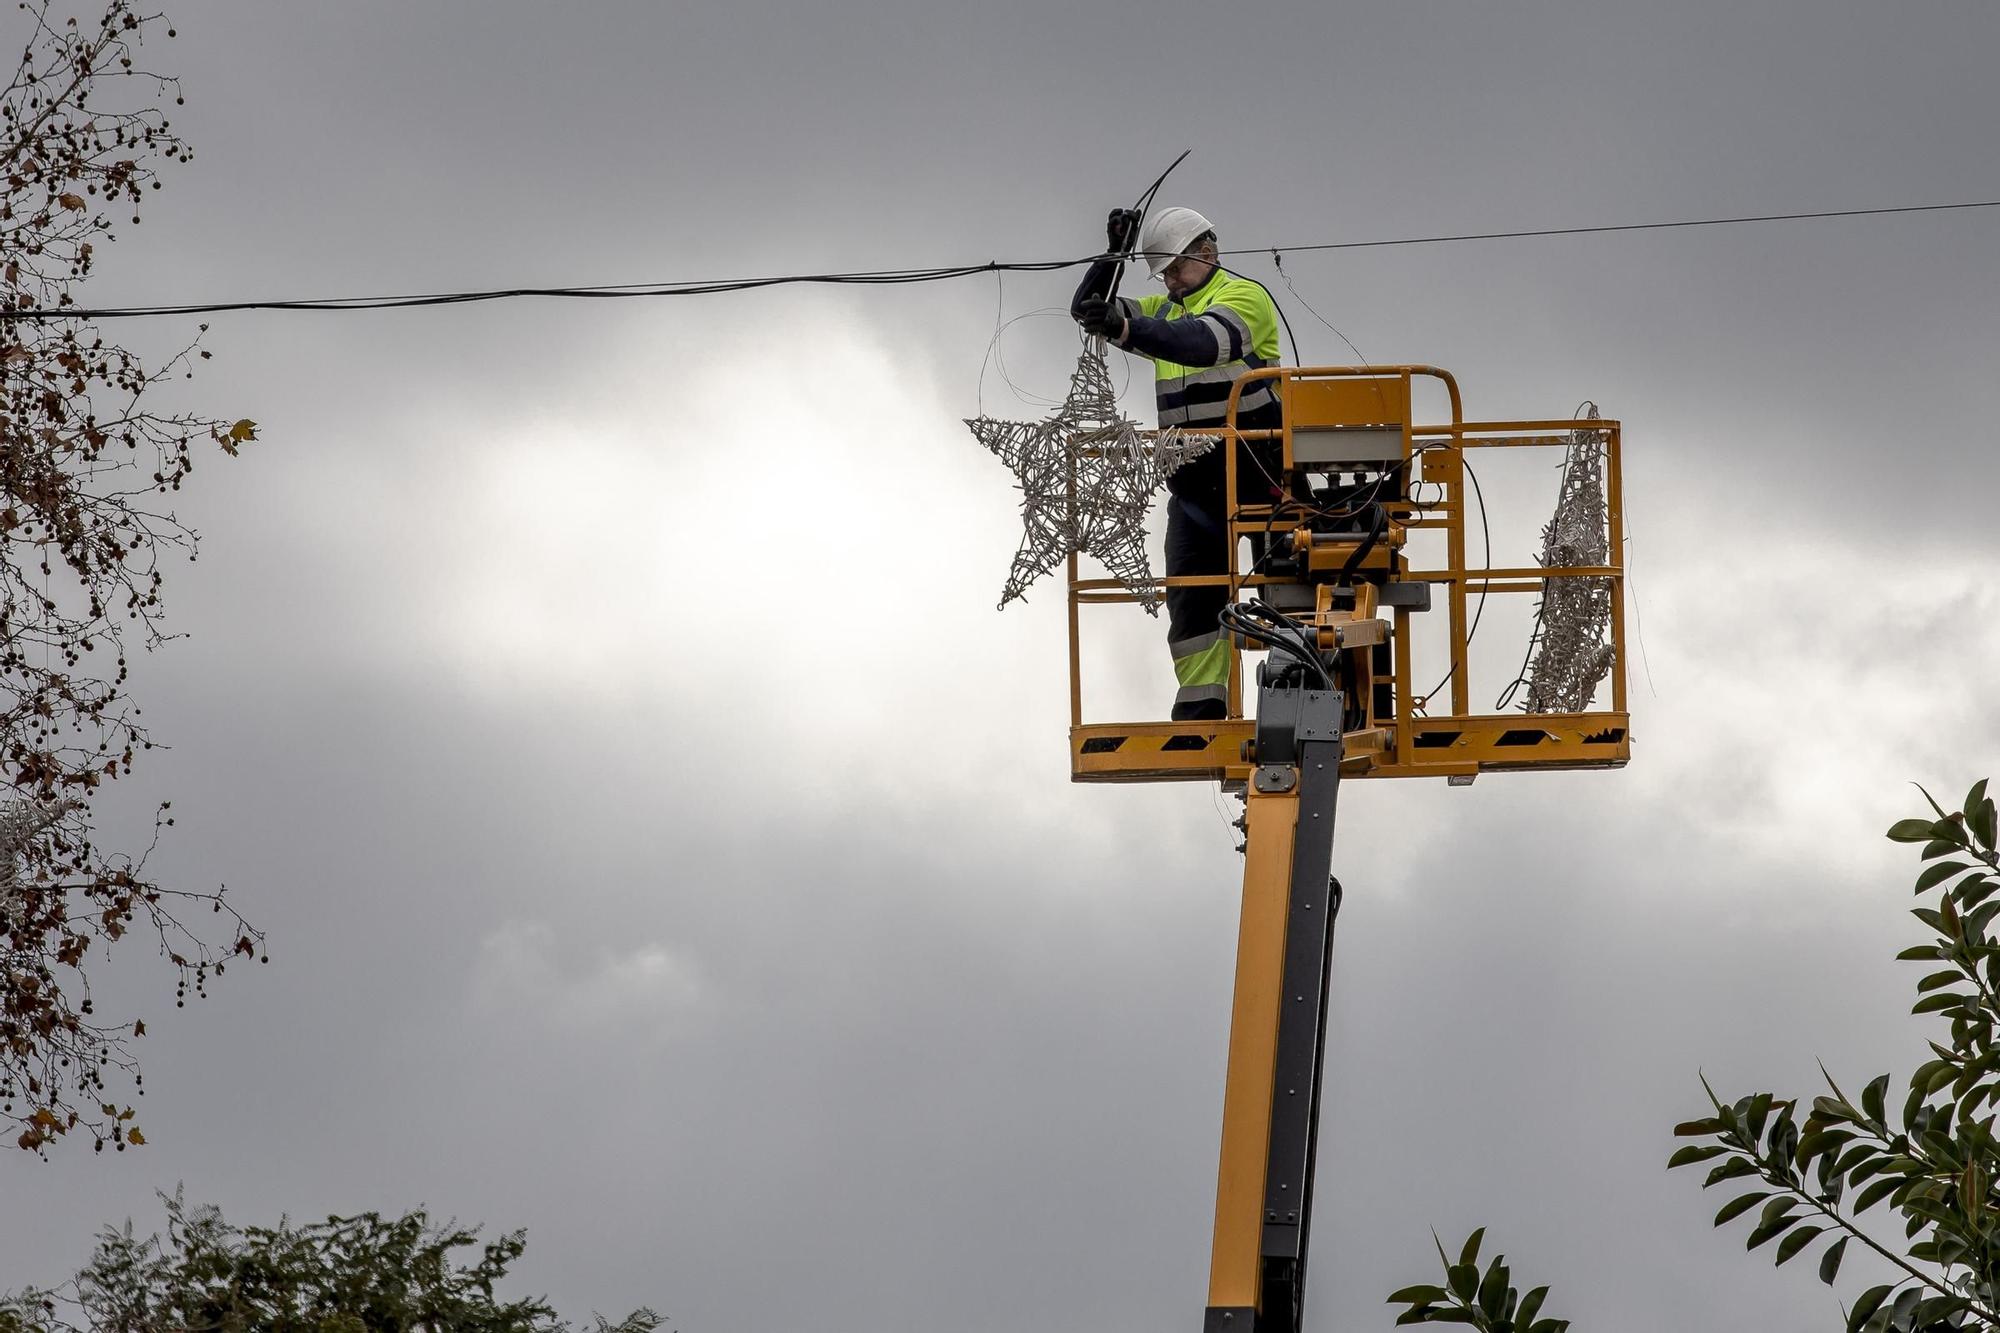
[1520,404,1617,714]
[966,348,1216,614]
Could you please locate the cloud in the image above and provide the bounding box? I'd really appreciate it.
[11,6,2000,1332]
[468,918,705,1037]
[1612,498,2000,874]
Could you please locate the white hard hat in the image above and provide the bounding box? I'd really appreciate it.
[1137,206,1215,278]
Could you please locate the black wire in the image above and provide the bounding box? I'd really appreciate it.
[1132,149,1191,223]
[1415,456,1492,712]
[10,194,1992,324]
[1222,196,2000,259]
[0,256,1094,322]
[1101,149,1194,316]
[1493,620,1538,713]
[1226,266,1301,366]
[1337,503,1385,586]
[1463,460,1492,650]
[1266,250,1384,388]
[1220,600,1332,690]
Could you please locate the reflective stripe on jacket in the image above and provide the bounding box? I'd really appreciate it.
[1113,268,1282,428]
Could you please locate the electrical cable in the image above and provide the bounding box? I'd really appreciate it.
[1128,149,1190,243]
[1413,456,1492,713]
[1,256,1092,322]
[1090,147,1193,319]
[1223,265,1302,367]
[1336,503,1385,586]
[1462,458,1493,667]
[976,269,1007,419]
[8,194,1994,323]
[1219,600,1332,690]
[1220,196,2000,259]
[1266,252,1370,369]
[1133,150,1191,223]
[978,296,1073,412]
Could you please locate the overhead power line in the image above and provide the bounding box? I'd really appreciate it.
[4,195,1995,323]
[1230,197,2000,256]
[1,258,1086,322]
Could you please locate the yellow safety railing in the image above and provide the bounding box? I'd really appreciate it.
[1065,366,1628,784]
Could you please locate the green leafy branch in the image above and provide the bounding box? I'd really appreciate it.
[1383,780,2000,1333]
[1667,781,2000,1333]
[1387,1228,1569,1331]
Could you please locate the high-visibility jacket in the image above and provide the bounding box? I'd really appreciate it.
[1109,267,1283,429]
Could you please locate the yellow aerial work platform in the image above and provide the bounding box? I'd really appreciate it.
[1063,364,1629,786]
[1055,366,1627,1333]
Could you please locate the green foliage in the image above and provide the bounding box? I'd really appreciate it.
[1386,1227,1569,1331]
[1389,780,2000,1331]
[0,1192,664,1333]
[1664,780,2000,1332]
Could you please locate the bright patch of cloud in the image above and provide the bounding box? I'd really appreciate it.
[1612,512,2000,878]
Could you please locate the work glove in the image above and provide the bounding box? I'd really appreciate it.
[1106,208,1141,254]
[1077,297,1126,340]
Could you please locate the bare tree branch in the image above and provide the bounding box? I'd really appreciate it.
[0,0,258,1155]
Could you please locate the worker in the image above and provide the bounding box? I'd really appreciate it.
[1071,206,1285,721]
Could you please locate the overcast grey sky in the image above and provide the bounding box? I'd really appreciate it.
[4,2,2000,1330]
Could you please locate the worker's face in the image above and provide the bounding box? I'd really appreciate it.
[1162,240,1217,299]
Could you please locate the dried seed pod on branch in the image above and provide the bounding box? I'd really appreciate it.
[0,0,260,1155]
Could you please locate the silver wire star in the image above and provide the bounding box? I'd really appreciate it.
[1520,405,1616,713]
[967,349,1216,614]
